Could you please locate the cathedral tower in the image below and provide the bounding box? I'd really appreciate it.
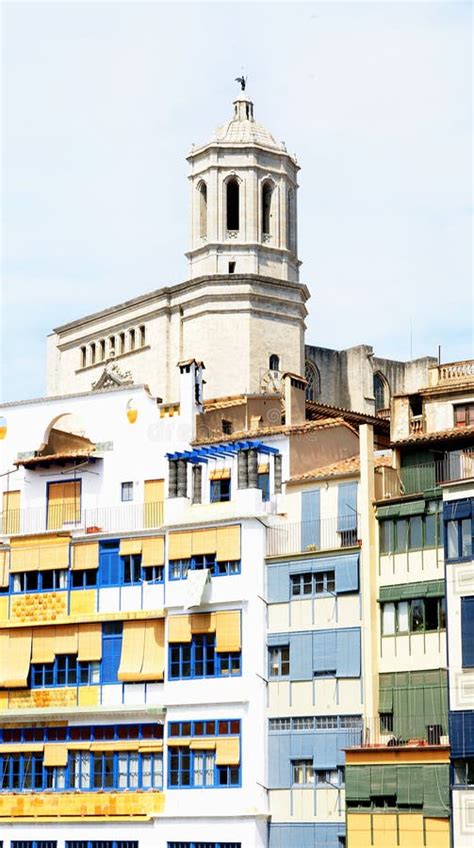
[186,88,300,282]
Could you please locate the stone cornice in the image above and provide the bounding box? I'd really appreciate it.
[53,274,311,335]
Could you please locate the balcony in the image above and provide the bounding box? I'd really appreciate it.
[379,451,474,499]
[266,516,360,557]
[429,359,474,387]
[1,501,164,537]
[344,717,449,749]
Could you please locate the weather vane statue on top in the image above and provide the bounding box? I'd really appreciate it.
[235,75,247,91]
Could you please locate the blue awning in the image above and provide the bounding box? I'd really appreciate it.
[166,439,280,464]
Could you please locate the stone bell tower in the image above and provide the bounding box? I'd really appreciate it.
[186,87,300,283]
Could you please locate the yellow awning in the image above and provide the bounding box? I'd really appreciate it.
[216,525,240,562]
[10,535,70,572]
[215,611,241,653]
[167,737,191,747]
[142,537,165,567]
[119,538,143,556]
[54,625,78,655]
[140,619,165,681]
[168,530,193,560]
[31,626,56,663]
[192,528,217,556]
[43,744,68,767]
[72,542,99,570]
[215,737,240,765]
[138,742,164,753]
[168,615,192,643]
[189,737,217,750]
[77,623,102,662]
[209,469,231,481]
[0,550,9,588]
[190,612,216,634]
[258,463,269,474]
[118,621,146,682]
[0,628,32,687]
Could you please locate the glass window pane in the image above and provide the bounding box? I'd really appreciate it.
[462,520,472,558]
[424,597,439,631]
[409,516,423,549]
[447,521,459,558]
[382,603,396,636]
[395,519,408,553]
[410,599,424,632]
[397,601,409,633]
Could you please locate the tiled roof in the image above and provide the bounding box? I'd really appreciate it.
[391,425,474,446]
[287,453,392,484]
[15,450,98,469]
[306,400,390,431]
[194,418,354,445]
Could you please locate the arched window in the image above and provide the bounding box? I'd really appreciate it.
[80,346,87,368]
[262,181,273,236]
[305,361,320,402]
[199,182,207,238]
[226,178,240,231]
[373,372,389,413]
[269,354,280,372]
[139,325,146,347]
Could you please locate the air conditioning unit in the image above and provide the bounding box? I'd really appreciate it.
[426,724,442,745]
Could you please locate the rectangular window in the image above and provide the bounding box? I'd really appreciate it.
[30,654,97,688]
[453,758,474,785]
[381,598,445,635]
[461,597,474,667]
[71,568,97,588]
[447,517,473,560]
[46,480,81,530]
[169,634,240,680]
[210,478,231,503]
[454,403,474,427]
[292,759,315,785]
[169,554,239,581]
[316,767,344,787]
[121,482,134,502]
[257,472,270,502]
[167,844,241,848]
[290,570,335,597]
[268,645,290,677]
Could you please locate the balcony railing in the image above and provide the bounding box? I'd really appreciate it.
[435,360,474,385]
[345,717,448,749]
[380,451,474,499]
[266,516,360,557]
[1,501,164,537]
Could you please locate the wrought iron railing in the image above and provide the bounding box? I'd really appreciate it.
[266,516,360,557]
[1,501,164,537]
[380,451,474,498]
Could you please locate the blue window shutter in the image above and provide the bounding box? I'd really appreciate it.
[267,563,290,603]
[337,729,360,764]
[337,482,358,531]
[301,490,320,550]
[444,499,472,520]
[461,597,474,667]
[268,633,290,648]
[101,629,122,683]
[313,630,337,674]
[98,541,121,586]
[290,732,315,759]
[289,632,313,681]
[336,628,361,678]
[268,733,291,788]
[314,732,339,769]
[449,711,474,758]
[269,825,315,848]
[335,554,359,593]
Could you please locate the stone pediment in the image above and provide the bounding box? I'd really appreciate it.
[91,362,133,391]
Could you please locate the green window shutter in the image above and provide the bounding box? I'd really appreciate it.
[408,686,425,738]
[379,685,393,712]
[397,765,424,805]
[422,765,449,817]
[379,581,445,603]
[345,766,371,802]
[398,500,426,516]
[377,504,400,519]
[393,685,410,738]
[381,765,397,795]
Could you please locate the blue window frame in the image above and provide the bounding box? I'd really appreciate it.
[210,478,231,503]
[12,843,57,848]
[268,645,290,678]
[0,751,163,792]
[168,843,241,848]
[97,541,163,587]
[169,554,240,581]
[461,597,474,667]
[168,748,239,789]
[446,517,473,561]
[71,568,97,589]
[0,722,163,744]
[169,634,241,680]
[168,719,240,737]
[67,843,138,848]
[11,569,67,594]
[30,654,99,688]
[102,621,123,684]
[121,482,134,502]
[257,472,270,502]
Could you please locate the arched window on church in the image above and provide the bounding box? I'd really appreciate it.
[199,181,207,238]
[226,178,240,232]
[269,354,280,373]
[305,361,320,402]
[373,372,389,413]
[262,181,273,237]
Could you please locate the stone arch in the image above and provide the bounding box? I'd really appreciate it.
[225,175,241,231]
[197,180,208,238]
[305,360,321,402]
[261,178,274,237]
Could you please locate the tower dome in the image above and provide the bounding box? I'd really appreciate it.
[186,87,300,283]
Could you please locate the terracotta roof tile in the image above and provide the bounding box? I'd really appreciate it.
[194,417,355,445]
[15,450,97,469]
[391,425,474,445]
[287,453,392,484]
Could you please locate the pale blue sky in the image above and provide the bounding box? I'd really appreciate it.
[1,0,472,401]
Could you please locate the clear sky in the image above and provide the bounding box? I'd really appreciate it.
[1,0,472,402]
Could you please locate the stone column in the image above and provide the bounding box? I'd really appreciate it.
[177,459,188,498]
